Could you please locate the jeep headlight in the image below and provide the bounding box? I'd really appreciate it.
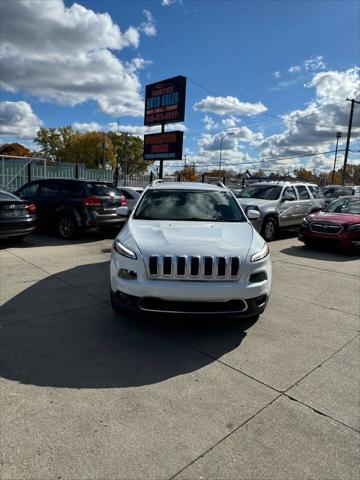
[112,239,137,259]
[251,243,269,262]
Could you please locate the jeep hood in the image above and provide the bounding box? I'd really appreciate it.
[128,220,254,258]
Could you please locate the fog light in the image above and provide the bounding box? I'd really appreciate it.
[350,240,360,246]
[118,268,137,280]
[249,271,267,283]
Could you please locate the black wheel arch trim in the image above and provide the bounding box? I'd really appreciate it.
[55,206,82,226]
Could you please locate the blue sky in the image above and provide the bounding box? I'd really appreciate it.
[1,0,359,173]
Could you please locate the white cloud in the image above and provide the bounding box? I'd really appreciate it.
[72,122,186,138]
[259,67,360,164]
[230,127,264,145]
[273,71,281,79]
[221,116,239,128]
[289,65,302,73]
[161,0,176,5]
[202,115,218,131]
[304,55,326,71]
[0,0,153,117]
[193,96,268,116]
[198,125,262,154]
[141,10,157,36]
[72,122,102,133]
[0,101,42,139]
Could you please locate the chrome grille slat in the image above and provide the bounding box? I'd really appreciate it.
[147,255,241,281]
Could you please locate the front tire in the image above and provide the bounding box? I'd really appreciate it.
[57,213,78,240]
[261,217,278,242]
[110,289,125,313]
[303,239,314,248]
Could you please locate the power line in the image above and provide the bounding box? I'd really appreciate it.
[189,77,352,130]
[165,148,355,169]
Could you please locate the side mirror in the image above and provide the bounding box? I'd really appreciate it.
[282,194,295,202]
[116,206,130,217]
[247,209,261,220]
[310,206,321,213]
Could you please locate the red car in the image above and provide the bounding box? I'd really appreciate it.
[299,196,360,250]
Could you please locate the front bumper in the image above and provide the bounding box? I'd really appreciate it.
[110,251,271,316]
[111,289,268,316]
[299,226,360,249]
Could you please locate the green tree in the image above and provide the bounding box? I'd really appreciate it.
[34,128,62,161]
[65,131,115,168]
[107,132,148,175]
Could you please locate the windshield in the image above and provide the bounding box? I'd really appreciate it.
[133,189,246,222]
[323,186,353,198]
[239,185,282,200]
[86,183,120,197]
[325,198,360,214]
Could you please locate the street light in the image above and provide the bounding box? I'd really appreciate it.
[219,131,235,171]
[332,132,342,184]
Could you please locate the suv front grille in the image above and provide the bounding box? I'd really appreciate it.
[147,255,241,281]
[310,223,343,234]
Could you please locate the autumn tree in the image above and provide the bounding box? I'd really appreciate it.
[64,132,115,168]
[175,165,198,181]
[251,169,266,177]
[294,168,319,184]
[0,143,32,157]
[34,128,62,161]
[106,132,148,175]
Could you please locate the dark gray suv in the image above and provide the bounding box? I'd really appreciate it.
[16,179,127,239]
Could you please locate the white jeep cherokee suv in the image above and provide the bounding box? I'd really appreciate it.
[110,182,271,317]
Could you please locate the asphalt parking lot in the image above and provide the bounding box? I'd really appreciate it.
[1,232,359,480]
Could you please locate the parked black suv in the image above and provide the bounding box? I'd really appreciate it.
[16,179,126,239]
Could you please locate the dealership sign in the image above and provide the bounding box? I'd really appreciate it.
[144,76,186,126]
[143,131,183,160]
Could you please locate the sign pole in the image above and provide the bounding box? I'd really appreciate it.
[159,123,165,179]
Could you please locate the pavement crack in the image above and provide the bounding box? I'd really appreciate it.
[284,332,360,394]
[168,393,283,480]
[285,394,360,434]
[178,339,281,394]
[274,291,360,318]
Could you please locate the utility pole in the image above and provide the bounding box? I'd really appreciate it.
[159,124,165,180]
[332,132,341,184]
[219,135,224,172]
[342,98,360,185]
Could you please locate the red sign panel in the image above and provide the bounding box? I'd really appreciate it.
[143,131,183,161]
[144,76,186,126]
